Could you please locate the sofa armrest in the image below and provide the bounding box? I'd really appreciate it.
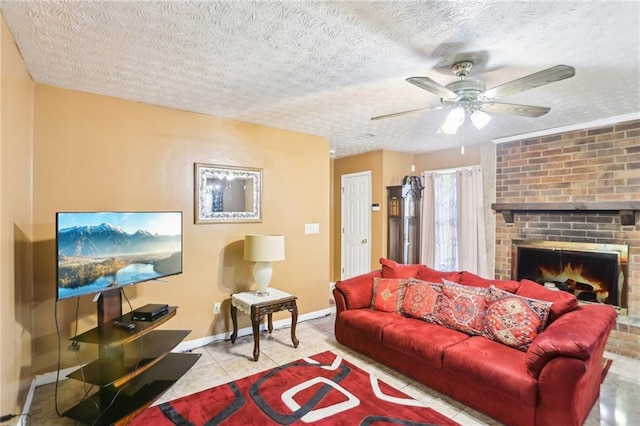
[334,270,382,312]
[525,304,617,378]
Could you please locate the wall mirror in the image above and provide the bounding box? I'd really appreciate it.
[195,163,262,223]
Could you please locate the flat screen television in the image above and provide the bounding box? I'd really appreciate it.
[56,211,183,300]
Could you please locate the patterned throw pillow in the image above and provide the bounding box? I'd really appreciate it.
[437,280,489,336]
[401,279,442,323]
[370,277,410,313]
[516,279,578,323]
[484,286,553,351]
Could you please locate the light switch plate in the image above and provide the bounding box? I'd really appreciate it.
[305,223,320,234]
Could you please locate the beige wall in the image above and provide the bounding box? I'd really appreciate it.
[413,143,482,172]
[31,85,330,374]
[1,15,35,416]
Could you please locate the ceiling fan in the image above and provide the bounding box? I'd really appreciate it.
[371,61,575,134]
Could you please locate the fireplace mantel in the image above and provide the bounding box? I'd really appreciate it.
[491,201,640,225]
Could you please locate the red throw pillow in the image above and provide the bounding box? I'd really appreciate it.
[484,286,553,351]
[460,271,521,293]
[379,258,423,279]
[401,279,442,323]
[416,265,461,283]
[370,277,410,313]
[437,280,489,336]
[516,279,578,323]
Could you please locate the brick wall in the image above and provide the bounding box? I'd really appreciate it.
[494,119,640,359]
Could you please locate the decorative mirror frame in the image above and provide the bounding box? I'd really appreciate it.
[194,163,262,223]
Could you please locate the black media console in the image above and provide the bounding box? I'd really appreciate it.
[63,289,199,425]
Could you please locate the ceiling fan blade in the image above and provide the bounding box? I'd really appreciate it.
[484,65,575,99]
[371,106,443,121]
[406,77,457,99]
[479,102,551,117]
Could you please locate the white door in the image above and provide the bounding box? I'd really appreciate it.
[341,171,371,279]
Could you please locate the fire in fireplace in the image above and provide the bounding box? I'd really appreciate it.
[511,240,628,313]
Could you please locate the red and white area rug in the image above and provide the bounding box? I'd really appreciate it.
[131,350,459,425]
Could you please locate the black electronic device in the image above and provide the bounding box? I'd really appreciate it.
[132,303,169,321]
[56,211,183,301]
[111,320,136,332]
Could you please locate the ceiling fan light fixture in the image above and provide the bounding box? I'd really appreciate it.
[438,106,465,134]
[470,110,492,129]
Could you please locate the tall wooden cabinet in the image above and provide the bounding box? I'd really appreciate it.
[63,289,200,425]
[387,175,423,264]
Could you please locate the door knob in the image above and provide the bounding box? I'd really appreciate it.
[361,238,368,244]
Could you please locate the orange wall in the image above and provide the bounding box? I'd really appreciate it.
[0,15,35,416]
[31,85,330,374]
[331,144,495,282]
[331,150,412,281]
[332,151,381,280]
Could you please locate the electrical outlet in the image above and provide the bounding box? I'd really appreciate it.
[213,302,221,314]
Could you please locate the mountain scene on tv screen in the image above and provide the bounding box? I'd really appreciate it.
[57,223,181,293]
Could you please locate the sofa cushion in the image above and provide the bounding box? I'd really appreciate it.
[336,270,382,310]
[485,286,553,351]
[383,318,469,368]
[443,336,537,406]
[338,309,403,341]
[401,279,442,323]
[380,258,423,278]
[416,265,461,283]
[370,277,409,313]
[438,280,489,336]
[516,279,579,323]
[460,271,522,293]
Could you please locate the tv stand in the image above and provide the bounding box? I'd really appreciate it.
[63,288,200,425]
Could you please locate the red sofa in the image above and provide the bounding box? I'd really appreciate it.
[333,259,617,426]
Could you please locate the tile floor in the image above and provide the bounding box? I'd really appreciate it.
[29,308,640,425]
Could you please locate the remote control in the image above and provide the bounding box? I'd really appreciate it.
[112,320,136,331]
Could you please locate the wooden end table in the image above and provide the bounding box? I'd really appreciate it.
[230,288,299,361]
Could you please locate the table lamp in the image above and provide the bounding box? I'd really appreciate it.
[244,234,285,295]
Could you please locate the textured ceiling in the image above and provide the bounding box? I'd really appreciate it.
[2,1,639,158]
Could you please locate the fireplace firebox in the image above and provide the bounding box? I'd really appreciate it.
[511,240,628,314]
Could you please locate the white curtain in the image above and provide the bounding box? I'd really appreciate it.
[421,173,436,268]
[457,166,488,276]
[420,166,488,276]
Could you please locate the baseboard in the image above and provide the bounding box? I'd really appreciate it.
[21,365,80,426]
[26,305,333,398]
[173,306,333,353]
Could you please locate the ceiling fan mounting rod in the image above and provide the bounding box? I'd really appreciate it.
[452,61,473,78]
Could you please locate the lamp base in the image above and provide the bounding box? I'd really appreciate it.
[252,261,272,297]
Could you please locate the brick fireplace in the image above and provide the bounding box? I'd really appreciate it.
[493,118,640,359]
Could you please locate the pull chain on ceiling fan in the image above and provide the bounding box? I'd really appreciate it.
[372,61,575,134]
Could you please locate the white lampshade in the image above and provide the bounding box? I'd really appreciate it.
[244,235,285,295]
[438,106,466,135]
[470,110,492,130]
[244,235,285,262]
